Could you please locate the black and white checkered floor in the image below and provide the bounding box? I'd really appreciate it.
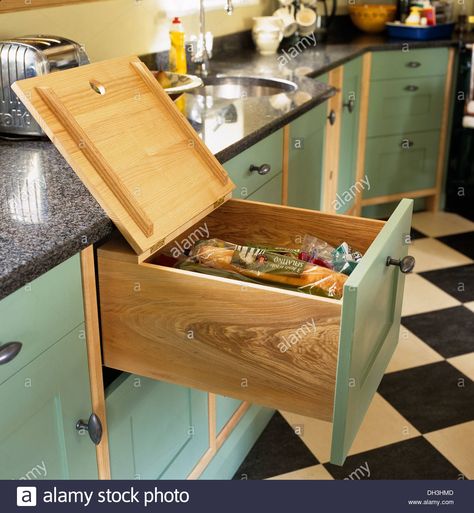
[233,212,474,480]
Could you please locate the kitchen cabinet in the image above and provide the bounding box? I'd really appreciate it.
[247,171,283,204]
[288,74,328,211]
[337,58,362,214]
[0,325,97,479]
[357,47,454,216]
[224,129,284,201]
[13,54,415,470]
[364,131,439,198]
[106,375,208,479]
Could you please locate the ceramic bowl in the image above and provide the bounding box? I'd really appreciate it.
[348,4,397,34]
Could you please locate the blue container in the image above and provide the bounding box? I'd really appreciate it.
[385,22,455,40]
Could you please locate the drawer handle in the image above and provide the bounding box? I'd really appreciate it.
[249,163,271,176]
[76,413,103,445]
[404,85,419,92]
[406,61,421,68]
[328,109,336,125]
[386,256,416,274]
[400,139,414,149]
[343,98,355,113]
[0,341,22,365]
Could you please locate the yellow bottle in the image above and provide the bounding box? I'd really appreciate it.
[169,17,187,74]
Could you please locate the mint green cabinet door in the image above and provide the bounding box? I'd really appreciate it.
[216,396,242,434]
[0,255,84,386]
[371,48,449,81]
[247,172,282,204]
[0,325,98,479]
[224,130,283,200]
[331,199,413,465]
[107,376,208,479]
[364,131,439,198]
[368,76,445,137]
[288,105,326,210]
[337,57,362,214]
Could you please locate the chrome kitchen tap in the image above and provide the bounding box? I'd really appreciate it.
[193,0,234,77]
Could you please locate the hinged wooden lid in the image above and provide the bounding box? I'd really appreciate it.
[13,55,235,260]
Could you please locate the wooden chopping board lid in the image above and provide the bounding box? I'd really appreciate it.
[13,55,235,260]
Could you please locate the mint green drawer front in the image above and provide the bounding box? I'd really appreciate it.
[331,199,413,464]
[364,131,439,198]
[247,172,282,204]
[0,325,97,479]
[368,76,445,137]
[371,48,449,80]
[0,255,84,385]
[107,375,208,479]
[216,396,242,433]
[224,130,283,200]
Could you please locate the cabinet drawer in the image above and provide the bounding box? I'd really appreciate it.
[364,131,439,199]
[106,374,208,479]
[0,255,84,385]
[368,76,445,137]
[371,48,449,81]
[97,198,413,465]
[224,130,283,200]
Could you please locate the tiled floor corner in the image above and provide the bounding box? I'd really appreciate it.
[234,212,474,480]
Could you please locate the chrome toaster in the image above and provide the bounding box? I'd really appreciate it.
[0,36,89,136]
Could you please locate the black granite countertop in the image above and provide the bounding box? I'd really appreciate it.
[1,29,471,300]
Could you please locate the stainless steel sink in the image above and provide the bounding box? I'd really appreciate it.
[189,75,298,100]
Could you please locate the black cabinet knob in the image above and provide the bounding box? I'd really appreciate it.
[343,98,355,113]
[404,85,419,92]
[328,109,336,125]
[249,163,271,175]
[406,61,421,68]
[0,341,22,365]
[386,255,416,274]
[76,413,103,445]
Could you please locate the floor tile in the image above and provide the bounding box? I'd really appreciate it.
[465,301,474,313]
[448,352,474,381]
[386,326,443,373]
[281,394,420,463]
[438,231,474,260]
[324,437,461,480]
[402,306,474,358]
[410,227,428,240]
[378,361,474,433]
[232,412,318,480]
[402,274,460,316]
[425,422,474,479]
[420,264,474,303]
[408,238,472,273]
[412,212,474,237]
[268,464,333,480]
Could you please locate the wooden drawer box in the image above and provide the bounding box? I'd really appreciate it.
[97,198,413,465]
[368,76,445,137]
[371,48,449,81]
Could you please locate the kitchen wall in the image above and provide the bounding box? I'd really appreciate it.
[0,0,273,61]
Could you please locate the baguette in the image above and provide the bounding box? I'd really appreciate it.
[192,243,347,299]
